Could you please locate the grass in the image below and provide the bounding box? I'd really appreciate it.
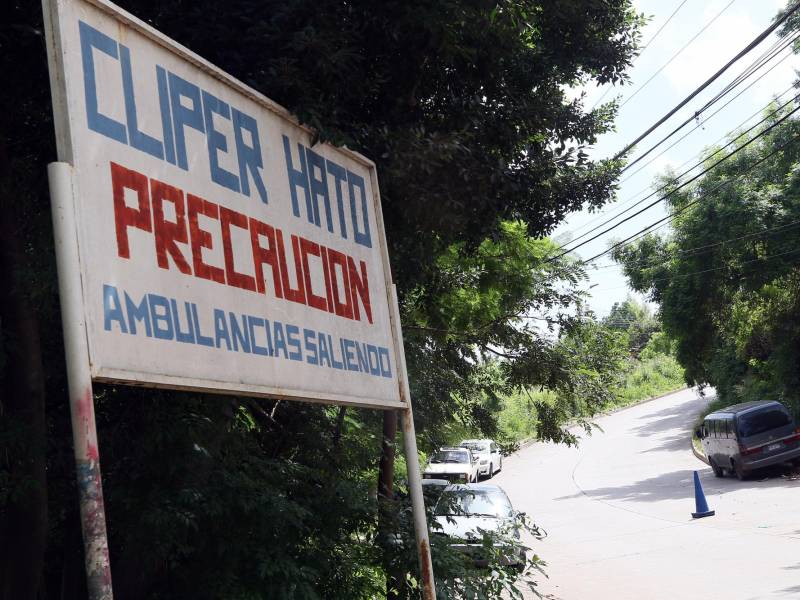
[610,353,686,409]
[497,353,686,444]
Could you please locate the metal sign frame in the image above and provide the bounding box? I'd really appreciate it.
[41,0,436,598]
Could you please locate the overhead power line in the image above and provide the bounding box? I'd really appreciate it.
[591,0,691,110]
[640,0,690,54]
[619,0,736,109]
[582,126,800,265]
[566,38,800,248]
[620,72,798,186]
[612,0,800,166]
[591,219,800,270]
[621,29,800,174]
[559,88,800,254]
[596,246,800,293]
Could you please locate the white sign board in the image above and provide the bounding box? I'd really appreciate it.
[44,0,404,408]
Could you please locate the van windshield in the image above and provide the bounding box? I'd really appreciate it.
[737,408,792,438]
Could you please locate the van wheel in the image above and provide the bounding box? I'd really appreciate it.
[733,460,747,481]
[710,459,724,478]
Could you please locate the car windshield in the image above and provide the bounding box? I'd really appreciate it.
[737,408,792,438]
[460,442,488,452]
[431,450,469,464]
[435,489,513,518]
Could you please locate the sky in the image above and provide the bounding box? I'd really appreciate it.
[555,0,798,317]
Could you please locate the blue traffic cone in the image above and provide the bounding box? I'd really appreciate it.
[691,470,715,519]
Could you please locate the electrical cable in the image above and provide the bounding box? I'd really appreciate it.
[564,41,800,245]
[619,0,737,109]
[582,126,800,265]
[594,246,800,293]
[612,1,800,166]
[590,218,800,270]
[590,0,690,110]
[641,0,690,54]
[554,98,800,259]
[568,81,798,247]
[620,75,798,186]
[620,29,800,173]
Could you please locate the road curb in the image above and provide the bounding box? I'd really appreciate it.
[692,439,709,466]
[599,386,690,418]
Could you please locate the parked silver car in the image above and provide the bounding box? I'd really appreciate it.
[698,400,800,480]
[432,483,526,569]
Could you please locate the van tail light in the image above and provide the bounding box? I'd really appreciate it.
[739,444,762,456]
[783,431,800,444]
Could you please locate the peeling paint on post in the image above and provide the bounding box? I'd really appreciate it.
[418,538,434,595]
[74,389,113,598]
[400,406,436,600]
[76,457,113,596]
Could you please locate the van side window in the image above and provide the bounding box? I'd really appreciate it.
[725,417,734,439]
[711,419,719,438]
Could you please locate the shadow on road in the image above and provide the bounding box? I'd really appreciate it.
[554,466,797,503]
[777,584,800,595]
[629,395,711,454]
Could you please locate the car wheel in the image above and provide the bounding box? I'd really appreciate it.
[734,460,748,481]
[710,458,724,478]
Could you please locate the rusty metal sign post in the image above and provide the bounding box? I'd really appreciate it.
[42,0,436,597]
[390,285,436,599]
[49,162,114,599]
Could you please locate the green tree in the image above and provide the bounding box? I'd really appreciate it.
[613,99,800,414]
[602,296,659,354]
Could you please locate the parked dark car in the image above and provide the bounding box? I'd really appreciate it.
[697,400,800,480]
[421,478,450,508]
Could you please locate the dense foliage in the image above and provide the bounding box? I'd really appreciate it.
[0,1,643,598]
[613,101,800,417]
[495,299,684,443]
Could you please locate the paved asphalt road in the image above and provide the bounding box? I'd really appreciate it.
[491,388,800,600]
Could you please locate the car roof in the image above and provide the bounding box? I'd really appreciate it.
[421,478,449,485]
[444,482,506,493]
[438,446,470,452]
[460,439,491,444]
[707,400,784,417]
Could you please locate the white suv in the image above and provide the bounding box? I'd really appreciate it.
[459,439,503,478]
